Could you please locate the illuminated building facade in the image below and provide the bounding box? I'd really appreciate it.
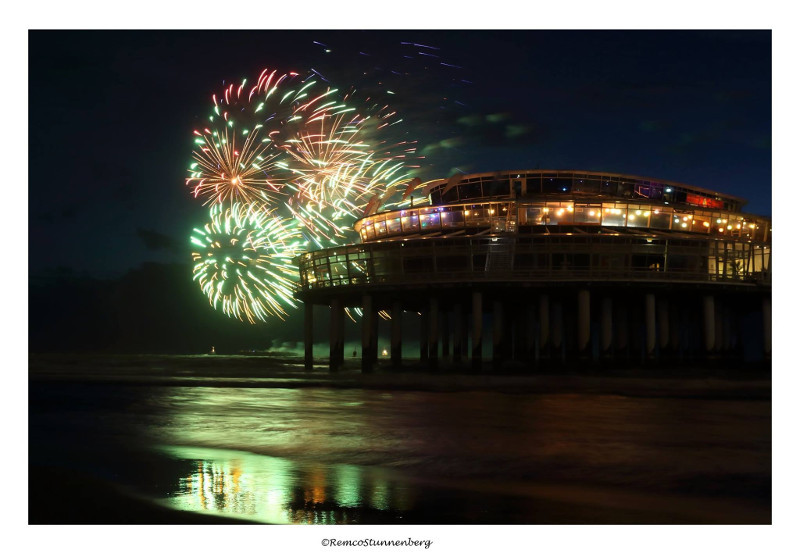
[297,170,772,371]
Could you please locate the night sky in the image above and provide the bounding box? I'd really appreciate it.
[27,30,772,352]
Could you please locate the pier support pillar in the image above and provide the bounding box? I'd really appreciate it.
[526,300,537,360]
[429,296,440,369]
[329,298,344,372]
[472,291,483,371]
[419,308,429,363]
[304,301,314,371]
[669,300,682,354]
[577,289,591,355]
[361,294,375,373]
[391,300,402,369]
[722,304,732,353]
[462,309,470,365]
[539,294,550,353]
[552,300,563,349]
[645,292,656,358]
[658,297,670,351]
[552,300,563,360]
[703,295,715,353]
[600,296,613,355]
[763,296,771,358]
[493,300,504,368]
[453,303,464,363]
[615,300,628,355]
[442,311,450,359]
[370,306,379,364]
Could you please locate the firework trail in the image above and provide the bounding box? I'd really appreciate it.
[188,69,417,242]
[186,46,464,321]
[190,202,303,323]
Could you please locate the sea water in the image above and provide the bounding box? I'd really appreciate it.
[28,354,771,524]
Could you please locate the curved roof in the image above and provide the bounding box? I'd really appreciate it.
[422,169,748,211]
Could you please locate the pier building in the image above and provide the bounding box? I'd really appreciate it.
[296,170,772,372]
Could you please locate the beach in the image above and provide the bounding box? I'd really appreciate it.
[29,354,771,524]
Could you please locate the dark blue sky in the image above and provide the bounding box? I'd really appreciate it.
[28,30,771,278]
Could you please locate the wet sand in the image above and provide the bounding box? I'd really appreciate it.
[29,354,771,524]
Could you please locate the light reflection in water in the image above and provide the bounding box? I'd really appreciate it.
[160,445,414,524]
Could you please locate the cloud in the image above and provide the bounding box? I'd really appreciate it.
[456,114,483,126]
[505,124,530,138]
[486,112,510,123]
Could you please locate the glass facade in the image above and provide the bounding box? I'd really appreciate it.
[305,170,770,295]
[299,235,771,290]
[426,170,744,213]
[357,199,770,242]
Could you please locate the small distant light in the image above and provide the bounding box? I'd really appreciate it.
[727,225,733,230]
[681,223,687,228]
[588,210,595,216]
[703,221,710,227]
[665,187,672,193]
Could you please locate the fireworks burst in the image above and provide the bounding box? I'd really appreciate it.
[190,203,304,323]
[187,61,430,321]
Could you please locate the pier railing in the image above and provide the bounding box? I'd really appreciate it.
[297,235,771,292]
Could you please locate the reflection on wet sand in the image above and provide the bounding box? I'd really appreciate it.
[29,372,770,524]
[162,446,415,524]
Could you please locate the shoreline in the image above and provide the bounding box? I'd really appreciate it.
[29,353,771,400]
